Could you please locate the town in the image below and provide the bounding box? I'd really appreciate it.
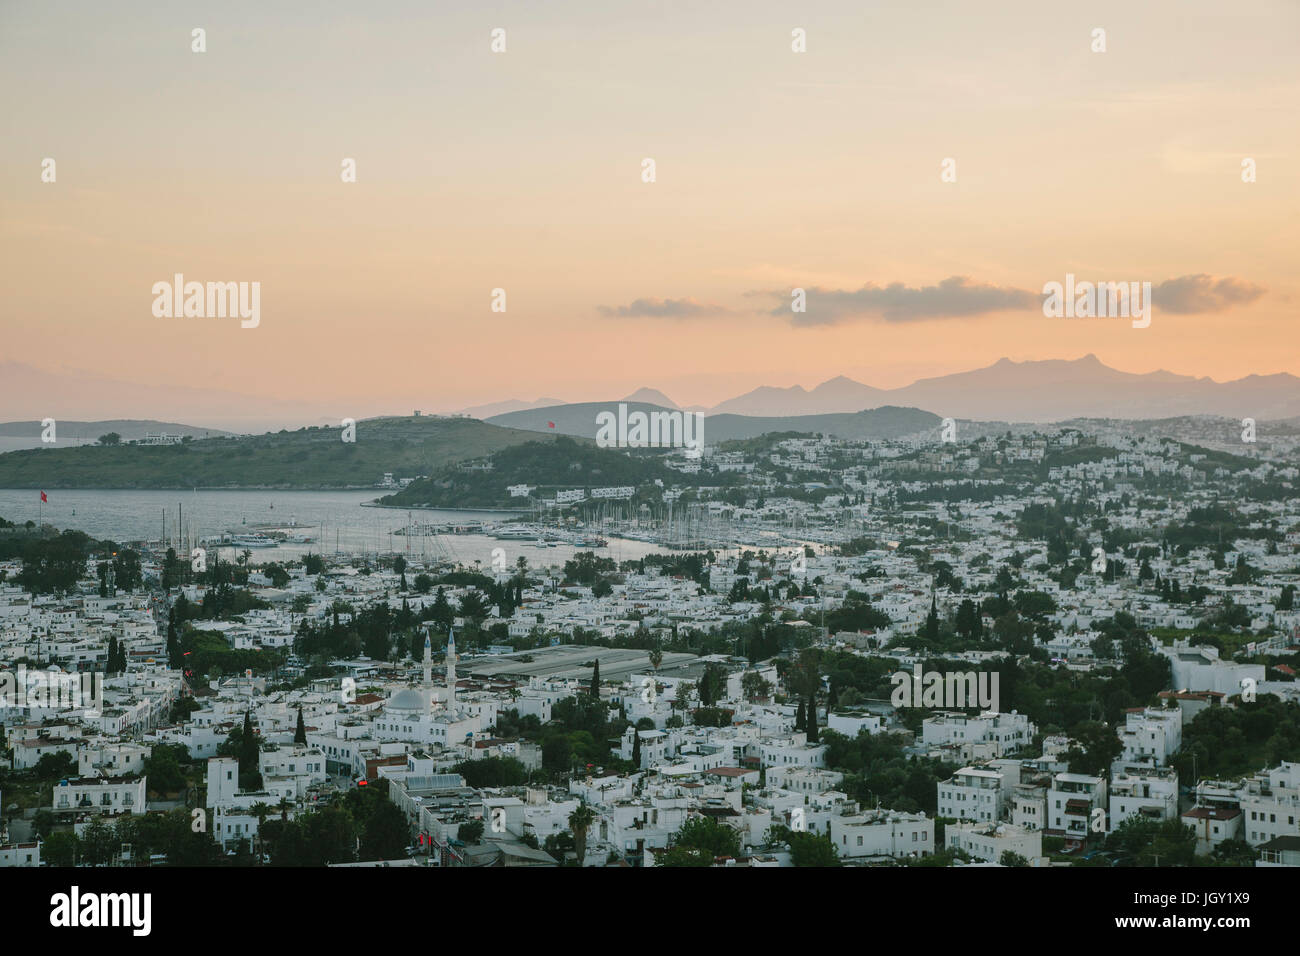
[0,417,1297,869]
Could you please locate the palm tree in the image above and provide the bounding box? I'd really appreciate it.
[277,796,293,824]
[568,803,596,867]
[251,802,270,864]
[648,647,663,672]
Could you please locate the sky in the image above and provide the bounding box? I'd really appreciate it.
[2,0,1297,420]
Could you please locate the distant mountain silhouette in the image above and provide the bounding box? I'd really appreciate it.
[710,355,1300,421]
[456,397,566,419]
[485,355,1300,430]
[622,387,679,408]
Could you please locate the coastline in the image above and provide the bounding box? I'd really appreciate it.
[361,501,527,514]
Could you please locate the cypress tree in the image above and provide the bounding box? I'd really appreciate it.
[795,700,806,732]
[590,658,601,697]
[294,706,307,746]
[924,594,940,642]
[631,728,641,767]
[239,711,260,780]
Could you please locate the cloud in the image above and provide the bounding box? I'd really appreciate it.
[597,297,733,319]
[754,276,1039,326]
[1152,275,1266,314]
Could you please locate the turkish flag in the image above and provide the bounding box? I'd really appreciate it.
[40,491,47,503]
[547,422,555,428]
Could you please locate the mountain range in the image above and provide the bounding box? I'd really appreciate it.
[4,356,1296,435]
[483,355,1300,425]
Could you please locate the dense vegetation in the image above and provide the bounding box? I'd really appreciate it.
[382,436,713,509]
[0,416,555,489]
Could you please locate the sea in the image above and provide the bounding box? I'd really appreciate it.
[0,488,672,569]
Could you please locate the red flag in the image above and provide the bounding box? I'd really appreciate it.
[40,491,47,503]
[547,421,555,428]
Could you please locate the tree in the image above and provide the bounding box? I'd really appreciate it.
[263,563,291,589]
[787,830,840,867]
[1104,816,1197,867]
[294,706,307,745]
[631,728,642,767]
[672,816,740,858]
[1210,838,1257,867]
[458,589,489,623]
[590,658,601,697]
[250,802,271,863]
[98,432,122,446]
[143,744,187,794]
[923,593,940,642]
[658,845,713,867]
[648,647,663,672]
[362,800,411,860]
[81,817,117,865]
[458,819,485,845]
[34,750,76,780]
[393,556,408,591]
[237,711,263,789]
[1064,721,1122,777]
[33,810,56,839]
[1000,850,1029,867]
[790,647,823,743]
[568,803,597,866]
[742,670,772,701]
[43,829,79,867]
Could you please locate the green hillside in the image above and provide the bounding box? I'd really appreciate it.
[0,416,566,490]
[486,402,942,442]
[381,436,719,509]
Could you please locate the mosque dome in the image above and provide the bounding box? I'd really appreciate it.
[387,687,428,714]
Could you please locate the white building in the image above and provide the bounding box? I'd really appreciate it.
[52,775,147,815]
[1116,707,1182,767]
[921,711,1035,757]
[1047,772,1106,840]
[1109,764,1179,829]
[937,767,1006,823]
[1239,762,1300,847]
[828,809,933,861]
[945,821,1042,863]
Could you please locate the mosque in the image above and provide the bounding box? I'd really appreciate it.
[375,630,482,748]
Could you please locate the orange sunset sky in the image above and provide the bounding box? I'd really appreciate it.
[2,0,1297,420]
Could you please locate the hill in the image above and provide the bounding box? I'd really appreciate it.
[0,416,567,490]
[486,402,942,442]
[0,419,234,440]
[380,436,693,509]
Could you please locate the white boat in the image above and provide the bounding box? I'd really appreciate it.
[232,533,277,548]
[493,526,535,540]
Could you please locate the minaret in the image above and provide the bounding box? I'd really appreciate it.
[422,633,432,711]
[445,629,457,708]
